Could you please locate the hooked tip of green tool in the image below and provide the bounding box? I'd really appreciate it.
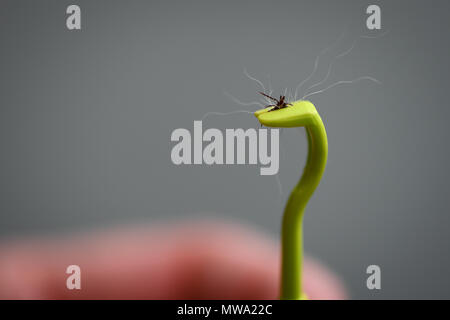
[254,100,318,128]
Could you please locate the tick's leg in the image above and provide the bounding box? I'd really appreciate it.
[259,92,279,102]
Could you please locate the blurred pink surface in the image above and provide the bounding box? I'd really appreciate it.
[0,220,346,299]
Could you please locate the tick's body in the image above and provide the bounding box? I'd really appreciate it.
[259,92,292,112]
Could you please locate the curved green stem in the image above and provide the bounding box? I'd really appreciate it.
[254,100,328,300]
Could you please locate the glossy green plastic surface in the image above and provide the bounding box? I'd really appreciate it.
[255,100,328,300]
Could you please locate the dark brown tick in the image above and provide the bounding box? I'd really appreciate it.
[259,92,292,112]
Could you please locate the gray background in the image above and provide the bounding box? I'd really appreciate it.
[1,0,449,299]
